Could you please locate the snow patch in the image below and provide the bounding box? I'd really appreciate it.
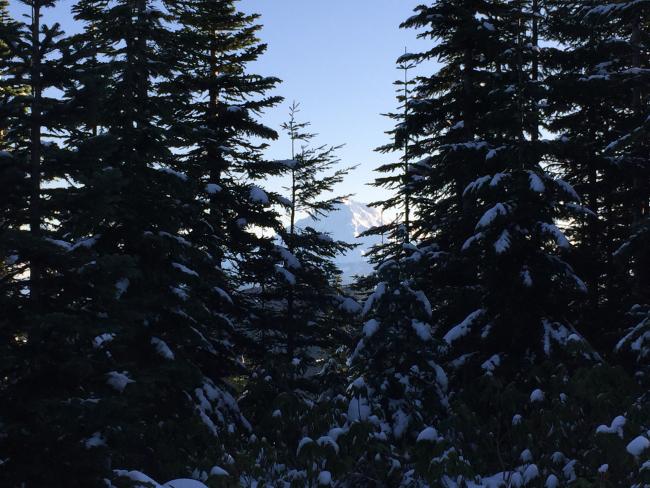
[151,337,175,360]
[107,371,134,392]
[416,426,439,442]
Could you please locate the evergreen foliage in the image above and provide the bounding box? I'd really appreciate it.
[0,0,648,486]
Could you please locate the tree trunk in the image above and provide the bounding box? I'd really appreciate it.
[30,0,42,306]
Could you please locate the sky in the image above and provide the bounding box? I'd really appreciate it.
[8,0,434,204]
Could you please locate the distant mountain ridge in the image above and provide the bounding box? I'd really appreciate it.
[295,199,385,282]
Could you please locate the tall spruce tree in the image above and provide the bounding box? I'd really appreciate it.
[397,0,508,353]
[239,104,358,484]
[0,3,84,484]
[394,1,620,484]
[366,55,418,263]
[341,253,448,487]
[0,0,283,484]
[545,1,650,358]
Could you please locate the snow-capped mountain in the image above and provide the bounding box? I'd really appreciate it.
[295,199,386,282]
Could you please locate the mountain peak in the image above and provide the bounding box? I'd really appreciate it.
[295,200,384,281]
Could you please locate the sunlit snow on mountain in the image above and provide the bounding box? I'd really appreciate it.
[295,199,386,282]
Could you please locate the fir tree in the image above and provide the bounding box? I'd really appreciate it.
[1,0,280,484]
[239,104,358,483]
[0,2,83,484]
[545,1,650,356]
[366,53,418,262]
[342,253,448,486]
[396,1,607,484]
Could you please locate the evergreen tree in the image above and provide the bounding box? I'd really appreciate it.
[0,3,83,484]
[545,1,650,356]
[366,54,418,262]
[239,104,358,483]
[341,253,448,486]
[1,0,280,484]
[397,0,509,353]
[395,1,613,484]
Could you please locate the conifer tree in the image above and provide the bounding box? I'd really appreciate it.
[1,0,282,484]
[366,55,418,262]
[342,253,448,486]
[239,104,358,482]
[545,1,650,357]
[395,1,613,484]
[588,2,650,372]
[397,0,509,349]
[0,3,84,484]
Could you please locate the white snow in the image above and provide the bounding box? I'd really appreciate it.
[249,186,269,204]
[296,437,313,455]
[114,470,160,487]
[596,415,626,437]
[626,435,650,457]
[276,246,301,269]
[598,464,608,474]
[164,480,209,488]
[363,319,380,338]
[530,389,545,402]
[520,449,532,463]
[490,172,508,186]
[416,426,439,442]
[209,466,228,477]
[115,278,130,299]
[318,471,332,486]
[444,309,485,344]
[463,175,491,195]
[347,396,370,422]
[411,320,432,341]
[512,414,523,426]
[93,333,115,349]
[339,297,362,314]
[106,371,134,392]
[528,171,546,193]
[172,262,199,277]
[275,265,296,285]
[295,199,385,281]
[450,120,465,130]
[71,235,100,251]
[481,354,500,375]
[523,464,539,483]
[362,282,386,316]
[462,232,484,251]
[494,229,511,254]
[476,203,509,229]
[45,238,72,250]
[151,337,175,360]
[158,167,188,181]
[545,474,559,488]
[171,286,188,301]
[205,183,222,194]
[84,432,106,449]
[415,290,433,317]
[317,435,339,454]
[539,223,571,249]
[392,408,410,438]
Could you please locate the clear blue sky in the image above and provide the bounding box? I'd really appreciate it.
[9,0,433,204]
